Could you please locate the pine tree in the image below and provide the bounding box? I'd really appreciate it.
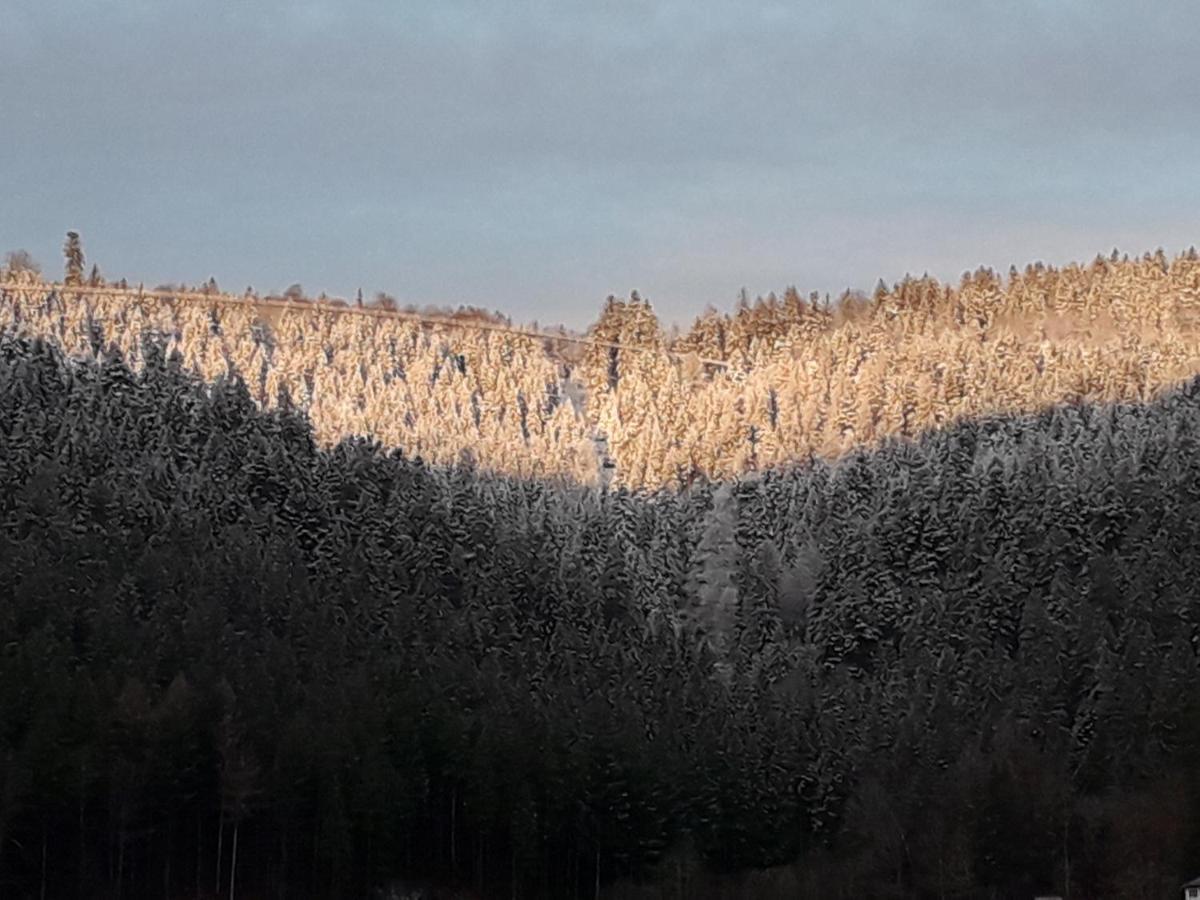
[63,232,84,286]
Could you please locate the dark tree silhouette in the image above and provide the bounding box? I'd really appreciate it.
[63,231,84,285]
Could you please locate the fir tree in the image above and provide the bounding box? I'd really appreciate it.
[63,231,84,285]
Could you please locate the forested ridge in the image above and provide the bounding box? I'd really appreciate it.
[4,246,1200,898]
[2,313,1200,897]
[5,246,1200,489]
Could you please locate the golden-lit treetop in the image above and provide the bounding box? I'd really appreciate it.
[3,247,1200,489]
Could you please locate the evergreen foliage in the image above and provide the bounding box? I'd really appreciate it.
[63,232,84,286]
[6,249,1200,489]
[1,331,1199,897]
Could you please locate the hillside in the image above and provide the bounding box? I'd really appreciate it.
[4,247,1200,488]
[2,266,1200,897]
[2,304,1200,896]
[4,247,1200,897]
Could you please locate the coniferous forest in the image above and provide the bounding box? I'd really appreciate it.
[3,252,1200,898]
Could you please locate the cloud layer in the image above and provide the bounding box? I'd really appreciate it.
[3,0,1197,326]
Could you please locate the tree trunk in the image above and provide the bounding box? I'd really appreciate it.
[476,830,485,897]
[278,829,288,900]
[195,805,203,900]
[164,816,172,900]
[116,815,125,900]
[0,750,14,874]
[312,817,320,887]
[229,819,240,900]
[40,816,47,900]
[365,817,373,889]
[1063,817,1071,900]
[107,797,114,886]
[78,762,87,900]
[215,812,224,896]
[450,786,458,875]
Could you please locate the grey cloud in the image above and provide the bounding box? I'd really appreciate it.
[2,0,1198,326]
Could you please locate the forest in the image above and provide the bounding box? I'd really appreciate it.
[2,249,1200,898]
[4,246,1200,491]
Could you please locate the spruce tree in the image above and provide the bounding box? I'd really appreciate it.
[684,484,740,662]
[63,231,84,286]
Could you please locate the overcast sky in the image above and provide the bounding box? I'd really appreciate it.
[3,1,1198,328]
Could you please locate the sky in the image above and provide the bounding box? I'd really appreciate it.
[2,0,1198,329]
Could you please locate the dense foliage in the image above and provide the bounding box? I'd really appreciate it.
[2,331,1200,898]
[5,247,1200,489]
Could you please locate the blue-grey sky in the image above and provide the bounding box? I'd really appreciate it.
[3,1,1198,328]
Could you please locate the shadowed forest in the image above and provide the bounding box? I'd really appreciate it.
[2,247,1200,898]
